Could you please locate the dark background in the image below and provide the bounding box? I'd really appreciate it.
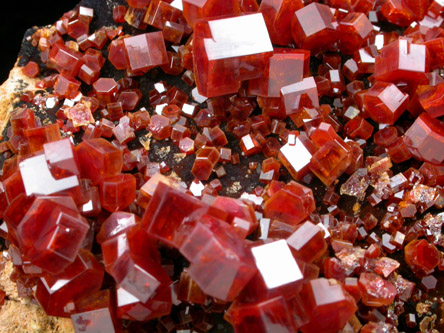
[0,1,80,82]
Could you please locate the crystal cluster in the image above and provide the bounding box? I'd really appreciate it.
[2,0,444,332]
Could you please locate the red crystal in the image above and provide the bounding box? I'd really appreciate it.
[380,0,415,26]
[118,89,142,111]
[124,32,168,73]
[108,39,129,70]
[53,74,81,99]
[113,5,127,23]
[291,3,337,54]
[264,181,315,226]
[191,146,220,181]
[145,0,183,31]
[179,214,256,302]
[225,295,297,332]
[76,138,123,185]
[22,61,40,78]
[280,77,319,116]
[71,290,120,333]
[299,278,357,333]
[93,78,118,105]
[177,269,207,304]
[417,82,444,118]
[404,239,440,276]
[309,130,353,186]
[287,221,327,263]
[99,173,136,212]
[338,12,373,55]
[358,272,397,307]
[259,0,304,45]
[364,81,409,125]
[64,102,94,127]
[182,0,241,28]
[404,112,444,164]
[35,249,104,317]
[16,195,89,274]
[249,48,309,98]
[148,114,172,140]
[374,39,430,90]
[54,46,83,77]
[141,181,209,247]
[193,13,273,97]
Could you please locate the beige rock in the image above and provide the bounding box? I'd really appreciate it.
[0,258,74,333]
[0,63,39,133]
[0,57,75,331]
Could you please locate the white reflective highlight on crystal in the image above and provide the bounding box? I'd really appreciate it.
[398,39,428,72]
[19,154,79,196]
[375,34,384,50]
[117,286,139,306]
[46,97,57,109]
[154,82,168,94]
[280,77,319,111]
[190,180,204,197]
[251,239,302,289]
[280,138,312,173]
[63,92,83,106]
[241,135,255,151]
[182,103,197,117]
[192,87,208,103]
[170,0,183,10]
[204,13,272,60]
[155,103,168,115]
[240,192,264,207]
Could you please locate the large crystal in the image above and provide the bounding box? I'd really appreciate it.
[193,13,273,97]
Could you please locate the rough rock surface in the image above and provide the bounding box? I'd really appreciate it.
[0,257,74,332]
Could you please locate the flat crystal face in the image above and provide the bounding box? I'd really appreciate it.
[251,239,302,289]
[280,77,319,114]
[279,138,312,173]
[19,154,79,196]
[7,0,444,330]
[204,14,273,60]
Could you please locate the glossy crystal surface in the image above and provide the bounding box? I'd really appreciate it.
[299,278,357,333]
[76,138,123,185]
[124,32,168,73]
[179,215,257,302]
[193,13,273,97]
[259,0,304,45]
[35,249,104,317]
[264,181,315,225]
[291,3,337,54]
[249,48,309,98]
[16,195,89,275]
[363,81,409,124]
[404,112,444,164]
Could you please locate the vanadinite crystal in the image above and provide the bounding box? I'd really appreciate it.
[291,3,337,54]
[193,13,273,97]
[299,278,357,333]
[35,249,104,317]
[124,32,168,73]
[249,48,309,98]
[263,181,315,225]
[403,112,444,164]
[404,239,440,276]
[76,138,123,185]
[374,38,430,90]
[5,0,444,331]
